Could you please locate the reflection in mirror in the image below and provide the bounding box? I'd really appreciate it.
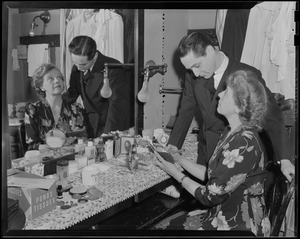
[137,60,167,103]
[6,7,137,158]
[2,2,143,235]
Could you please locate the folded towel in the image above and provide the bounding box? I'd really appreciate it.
[17,45,27,59]
[27,44,49,77]
[12,49,20,71]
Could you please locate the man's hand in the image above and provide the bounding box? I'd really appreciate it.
[280,159,295,182]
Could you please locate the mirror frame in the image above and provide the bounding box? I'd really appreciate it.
[1,2,144,235]
[2,2,9,234]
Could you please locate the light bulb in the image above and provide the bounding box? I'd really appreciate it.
[137,80,150,103]
[100,77,112,98]
[29,29,35,37]
[29,21,36,37]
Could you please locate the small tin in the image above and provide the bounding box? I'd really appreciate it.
[78,198,88,204]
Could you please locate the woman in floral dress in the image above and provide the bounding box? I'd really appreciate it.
[152,70,271,236]
[25,63,87,150]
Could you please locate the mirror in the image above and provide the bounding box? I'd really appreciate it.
[2,2,144,235]
[4,5,144,153]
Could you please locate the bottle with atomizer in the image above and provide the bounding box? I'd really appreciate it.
[95,138,107,163]
[85,140,96,165]
[75,139,88,169]
[75,138,86,155]
[129,138,139,171]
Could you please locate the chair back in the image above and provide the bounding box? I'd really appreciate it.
[18,122,27,156]
[264,161,295,236]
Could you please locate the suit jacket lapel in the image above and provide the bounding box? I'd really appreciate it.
[192,76,211,115]
[80,71,101,114]
[85,72,103,97]
[206,60,234,129]
[85,51,105,98]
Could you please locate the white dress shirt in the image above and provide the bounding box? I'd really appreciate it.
[214,51,229,90]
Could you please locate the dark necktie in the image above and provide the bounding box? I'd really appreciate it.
[204,74,216,100]
[83,70,91,85]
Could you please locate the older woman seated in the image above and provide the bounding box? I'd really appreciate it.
[152,70,271,236]
[25,63,87,150]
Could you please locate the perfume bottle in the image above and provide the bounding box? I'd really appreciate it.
[128,139,138,172]
[95,138,107,163]
[57,185,63,199]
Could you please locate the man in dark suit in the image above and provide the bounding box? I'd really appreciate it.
[167,31,294,183]
[62,35,132,138]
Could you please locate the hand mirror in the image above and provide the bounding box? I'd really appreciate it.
[45,128,67,149]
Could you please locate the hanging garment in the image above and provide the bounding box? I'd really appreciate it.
[120,9,134,63]
[221,9,250,62]
[65,9,124,89]
[27,44,49,77]
[61,9,87,84]
[267,2,296,99]
[17,45,27,59]
[12,49,20,71]
[93,9,124,63]
[241,2,295,99]
[65,11,86,89]
[215,9,227,48]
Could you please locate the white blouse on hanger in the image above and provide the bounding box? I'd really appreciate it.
[241,2,295,99]
[65,9,124,89]
[93,9,124,63]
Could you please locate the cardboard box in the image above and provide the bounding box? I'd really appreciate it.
[7,171,57,220]
[42,153,75,176]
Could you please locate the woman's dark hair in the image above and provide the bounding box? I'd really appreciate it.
[177,31,214,58]
[227,70,268,129]
[32,63,63,100]
[68,35,97,60]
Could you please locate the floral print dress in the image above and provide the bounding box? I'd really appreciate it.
[25,100,87,150]
[153,125,271,236]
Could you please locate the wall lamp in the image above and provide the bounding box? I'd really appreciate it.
[101,63,134,98]
[137,60,167,103]
[28,10,51,37]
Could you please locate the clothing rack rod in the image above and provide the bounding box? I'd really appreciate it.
[159,87,183,94]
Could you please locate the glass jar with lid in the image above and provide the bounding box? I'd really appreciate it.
[56,159,69,184]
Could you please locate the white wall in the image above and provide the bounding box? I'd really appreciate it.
[19,10,60,36]
[187,10,217,29]
[143,9,217,131]
[7,9,61,116]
